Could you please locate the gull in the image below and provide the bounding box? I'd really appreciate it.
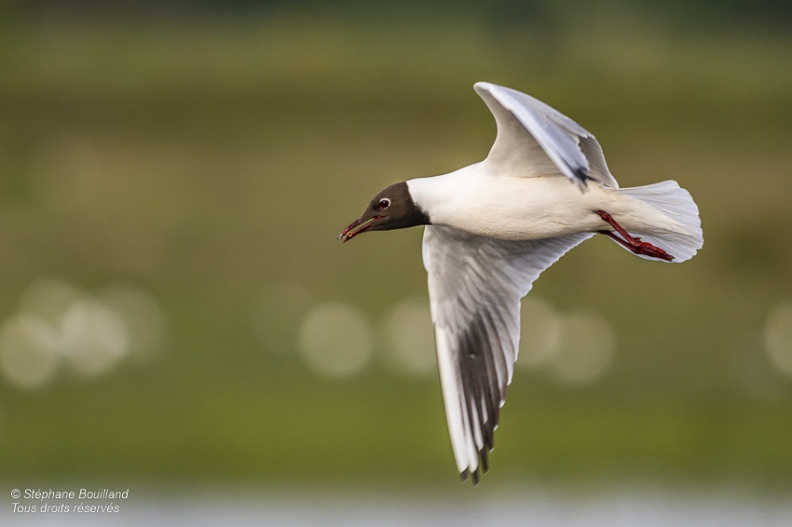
[338,82,703,484]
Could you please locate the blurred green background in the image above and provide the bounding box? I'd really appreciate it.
[1,0,791,496]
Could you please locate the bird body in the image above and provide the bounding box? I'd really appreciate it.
[339,82,703,484]
[407,167,691,242]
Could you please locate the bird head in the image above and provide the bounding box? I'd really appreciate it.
[338,182,430,242]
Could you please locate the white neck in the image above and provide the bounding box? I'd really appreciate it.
[406,164,485,226]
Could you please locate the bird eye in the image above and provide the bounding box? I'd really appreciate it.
[378,198,391,210]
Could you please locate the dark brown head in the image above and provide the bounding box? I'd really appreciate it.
[338,182,430,242]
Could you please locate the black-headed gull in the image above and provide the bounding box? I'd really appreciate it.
[338,82,703,484]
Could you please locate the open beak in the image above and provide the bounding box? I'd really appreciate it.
[337,215,379,242]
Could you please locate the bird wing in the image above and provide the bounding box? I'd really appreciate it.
[474,82,619,190]
[422,225,594,482]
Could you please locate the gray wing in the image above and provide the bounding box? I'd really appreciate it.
[422,225,594,482]
[474,82,619,190]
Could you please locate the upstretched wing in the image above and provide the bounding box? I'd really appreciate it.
[474,82,619,190]
[422,225,593,482]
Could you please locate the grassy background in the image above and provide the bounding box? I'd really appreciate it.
[1,3,791,492]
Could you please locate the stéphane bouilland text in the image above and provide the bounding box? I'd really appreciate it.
[24,488,129,501]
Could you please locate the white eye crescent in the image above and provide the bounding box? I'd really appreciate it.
[378,198,391,210]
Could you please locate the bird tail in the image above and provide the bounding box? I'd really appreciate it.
[615,180,703,263]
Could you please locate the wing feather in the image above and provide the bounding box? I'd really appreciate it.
[423,225,594,481]
[474,82,619,190]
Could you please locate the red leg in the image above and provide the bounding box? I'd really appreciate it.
[595,210,674,262]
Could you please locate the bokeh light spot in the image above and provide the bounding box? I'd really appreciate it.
[299,302,372,378]
[100,283,166,361]
[1,278,166,388]
[383,297,436,375]
[0,314,60,390]
[19,277,84,323]
[549,311,616,385]
[519,296,563,369]
[59,299,129,377]
[764,300,792,377]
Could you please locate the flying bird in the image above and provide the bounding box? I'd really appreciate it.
[338,82,703,484]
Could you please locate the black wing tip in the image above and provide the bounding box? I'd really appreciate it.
[460,447,494,486]
[460,468,481,486]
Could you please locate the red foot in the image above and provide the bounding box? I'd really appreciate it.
[595,210,674,262]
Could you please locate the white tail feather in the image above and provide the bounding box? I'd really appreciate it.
[616,180,703,263]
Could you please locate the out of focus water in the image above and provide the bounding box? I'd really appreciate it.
[3,488,791,527]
